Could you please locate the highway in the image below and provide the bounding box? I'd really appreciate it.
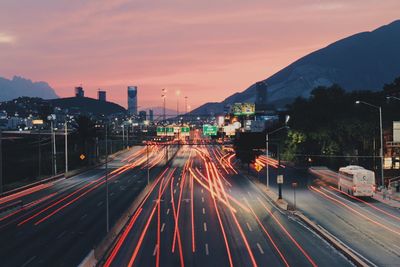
[2,140,398,266]
[0,144,176,267]
[259,164,400,267]
[104,145,351,267]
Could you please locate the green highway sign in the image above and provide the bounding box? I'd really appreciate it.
[156,127,165,136]
[181,126,190,136]
[203,125,218,136]
[166,126,175,136]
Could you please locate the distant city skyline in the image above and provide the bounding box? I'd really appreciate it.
[0,1,399,109]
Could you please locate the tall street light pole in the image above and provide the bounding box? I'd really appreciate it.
[0,128,2,194]
[356,100,384,187]
[162,89,167,122]
[265,123,290,188]
[176,90,181,117]
[64,120,68,174]
[48,115,57,176]
[105,122,109,233]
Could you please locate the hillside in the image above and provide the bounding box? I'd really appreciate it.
[192,20,400,114]
[49,97,126,115]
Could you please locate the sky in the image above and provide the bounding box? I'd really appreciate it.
[0,0,399,111]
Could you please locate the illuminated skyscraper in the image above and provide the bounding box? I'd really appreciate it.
[127,86,138,115]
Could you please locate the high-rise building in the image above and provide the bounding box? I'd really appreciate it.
[127,86,138,115]
[139,110,147,122]
[149,109,154,122]
[255,81,268,113]
[75,86,84,98]
[98,90,106,102]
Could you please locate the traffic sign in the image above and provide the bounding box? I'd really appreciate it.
[156,127,166,136]
[181,126,190,136]
[277,175,284,184]
[80,154,86,160]
[166,127,175,136]
[203,125,218,136]
[255,163,263,172]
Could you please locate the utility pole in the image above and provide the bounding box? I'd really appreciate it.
[65,120,68,174]
[105,123,109,233]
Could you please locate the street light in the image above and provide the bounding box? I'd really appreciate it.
[162,89,167,122]
[176,90,181,117]
[292,182,298,211]
[104,121,110,233]
[47,114,57,176]
[266,119,290,188]
[33,119,44,178]
[355,100,384,187]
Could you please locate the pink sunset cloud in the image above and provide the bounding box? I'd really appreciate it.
[0,0,399,110]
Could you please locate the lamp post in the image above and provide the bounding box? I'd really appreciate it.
[47,114,57,176]
[162,89,167,122]
[0,128,2,194]
[266,123,290,188]
[64,120,68,174]
[33,119,44,178]
[105,122,109,233]
[292,182,298,211]
[356,100,384,187]
[176,90,181,117]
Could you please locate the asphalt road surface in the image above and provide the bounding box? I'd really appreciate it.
[104,145,351,267]
[0,145,177,267]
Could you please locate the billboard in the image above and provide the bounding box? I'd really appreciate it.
[232,103,255,116]
[223,125,236,136]
[394,121,400,143]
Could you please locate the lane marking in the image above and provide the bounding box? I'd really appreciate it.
[256,243,264,254]
[153,244,158,256]
[202,208,206,214]
[201,189,204,194]
[21,256,36,267]
[97,201,103,207]
[174,189,177,194]
[161,223,166,233]
[110,192,115,197]
[166,208,170,215]
[201,197,204,203]
[205,243,209,255]
[246,222,253,232]
[203,222,207,232]
[57,231,66,239]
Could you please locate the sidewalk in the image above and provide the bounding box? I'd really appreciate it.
[373,190,400,209]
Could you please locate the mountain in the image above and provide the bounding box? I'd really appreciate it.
[0,76,58,101]
[192,20,400,115]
